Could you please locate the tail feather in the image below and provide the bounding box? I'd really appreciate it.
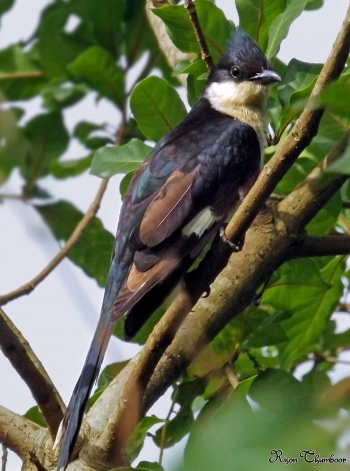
[55,258,130,470]
[56,312,114,470]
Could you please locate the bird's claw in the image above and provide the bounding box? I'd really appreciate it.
[219,226,242,252]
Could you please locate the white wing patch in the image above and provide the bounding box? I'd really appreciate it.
[182,207,216,238]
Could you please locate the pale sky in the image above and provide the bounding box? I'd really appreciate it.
[1,1,350,470]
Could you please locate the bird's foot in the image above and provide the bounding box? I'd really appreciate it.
[219,226,243,252]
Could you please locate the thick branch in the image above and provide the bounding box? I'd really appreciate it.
[184,0,214,71]
[0,179,108,306]
[0,307,64,438]
[277,130,350,232]
[291,234,350,258]
[0,405,44,459]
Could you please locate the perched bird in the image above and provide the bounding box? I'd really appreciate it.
[55,27,280,469]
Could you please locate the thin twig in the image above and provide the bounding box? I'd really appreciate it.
[1,446,7,471]
[0,306,65,438]
[184,0,214,72]
[0,179,108,306]
[0,71,44,81]
[159,387,178,466]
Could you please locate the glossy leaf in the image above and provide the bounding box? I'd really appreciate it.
[153,405,194,449]
[153,0,233,62]
[327,140,350,174]
[130,76,187,141]
[24,405,46,427]
[50,155,92,179]
[36,200,114,286]
[127,416,164,460]
[266,0,309,59]
[264,258,345,370]
[68,46,124,107]
[36,2,90,77]
[21,112,69,183]
[90,139,152,178]
[0,0,14,16]
[306,192,342,236]
[0,45,48,101]
[278,59,322,107]
[236,0,287,52]
[319,74,350,118]
[42,84,87,110]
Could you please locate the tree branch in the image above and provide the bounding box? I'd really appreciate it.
[0,405,44,460]
[184,0,214,72]
[291,234,350,258]
[0,307,64,438]
[0,179,108,306]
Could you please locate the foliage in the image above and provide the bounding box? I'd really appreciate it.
[1,0,350,470]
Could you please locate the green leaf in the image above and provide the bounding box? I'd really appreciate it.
[0,45,48,101]
[78,0,125,57]
[130,76,187,141]
[327,140,350,174]
[36,2,91,77]
[73,121,107,144]
[96,360,129,391]
[0,0,14,17]
[319,74,350,118]
[278,59,322,108]
[21,112,69,183]
[266,0,309,59]
[120,171,135,199]
[264,258,345,370]
[90,139,152,178]
[68,46,124,107]
[306,192,342,236]
[127,416,164,460]
[24,406,46,427]
[236,0,287,52]
[35,201,114,286]
[153,405,194,449]
[153,0,233,62]
[305,0,324,10]
[42,84,88,111]
[135,462,164,471]
[50,155,92,179]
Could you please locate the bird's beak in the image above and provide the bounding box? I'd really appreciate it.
[250,69,281,85]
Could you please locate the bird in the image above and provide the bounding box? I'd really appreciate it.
[54,27,281,469]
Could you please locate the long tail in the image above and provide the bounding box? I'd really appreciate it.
[55,259,128,470]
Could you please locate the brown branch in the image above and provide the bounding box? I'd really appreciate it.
[184,0,214,72]
[0,405,44,460]
[290,234,350,258]
[0,179,108,306]
[0,307,64,438]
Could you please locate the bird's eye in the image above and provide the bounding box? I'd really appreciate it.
[230,66,241,78]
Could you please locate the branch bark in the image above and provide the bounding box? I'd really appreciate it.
[0,179,108,306]
[0,307,64,438]
[0,405,45,461]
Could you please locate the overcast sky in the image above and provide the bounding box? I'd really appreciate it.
[1,1,350,470]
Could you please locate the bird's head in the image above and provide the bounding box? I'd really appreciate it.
[205,28,281,112]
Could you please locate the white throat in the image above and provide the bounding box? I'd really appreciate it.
[205,80,270,152]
